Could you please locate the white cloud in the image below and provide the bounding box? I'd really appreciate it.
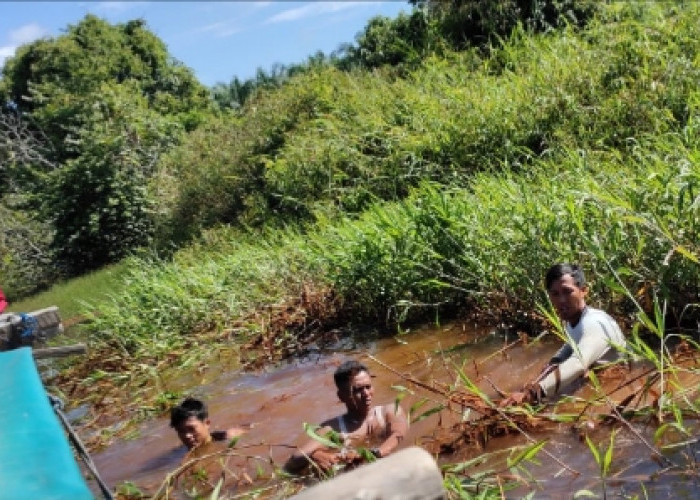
[196,21,228,33]
[265,2,365,25]
[9,23,47,45]
[0,23,48,67]
[190,20,241,38]
[0,46,15,59]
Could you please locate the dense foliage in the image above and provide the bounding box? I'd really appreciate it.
[0,16,210,280]
[156,2,699,244]
[4,2,700,348]
[0,1,606,295]
[2,5,694,467]
[210,0,601,109]
[71,3,700,363]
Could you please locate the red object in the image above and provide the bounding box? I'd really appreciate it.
[0,288,7,313]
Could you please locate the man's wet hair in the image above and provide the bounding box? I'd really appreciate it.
[334,360,369,390]
[545,263,586,290]
[170,397,208,427]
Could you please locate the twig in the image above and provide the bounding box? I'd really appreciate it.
[483,376,507,398]
[476,338,523,366]
[602,393,674,467]
[151,442,298,499]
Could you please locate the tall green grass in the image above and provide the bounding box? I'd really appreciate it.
[81,130,699,364]
[155,2,700,243]
[85,228,316,357]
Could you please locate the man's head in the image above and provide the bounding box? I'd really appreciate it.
[170,397,212,450]
[545,263,588,324]
[334,360,374,416]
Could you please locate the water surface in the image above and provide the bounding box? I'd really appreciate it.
[92,321,700,498]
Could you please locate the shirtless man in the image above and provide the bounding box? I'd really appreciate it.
[170,397,247,450]
[502,263,627,405]
[284,360,408,474]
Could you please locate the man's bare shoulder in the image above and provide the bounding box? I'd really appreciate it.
[380,402,405,417]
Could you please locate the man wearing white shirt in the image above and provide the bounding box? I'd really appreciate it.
[503,263,626,405]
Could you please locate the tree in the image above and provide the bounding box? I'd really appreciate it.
[210,54,332,111]
[0,15,212,275]
[335,11,434,71]
[40,82,180,273]
[0,110,56,297]
[410,0,600,50]
[338,0,601,72]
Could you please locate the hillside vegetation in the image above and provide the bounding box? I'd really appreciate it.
[1,2,698,425]
[80,3,700,363]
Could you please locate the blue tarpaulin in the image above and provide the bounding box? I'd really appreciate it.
[0,347,93,499]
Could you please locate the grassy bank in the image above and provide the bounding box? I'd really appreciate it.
[9,261,130,324]
[49,133,697,439]
[99,134,700,349]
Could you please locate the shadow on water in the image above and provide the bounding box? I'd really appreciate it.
[91,321,700,498]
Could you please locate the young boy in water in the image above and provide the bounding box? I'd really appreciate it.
[170,397,247,450]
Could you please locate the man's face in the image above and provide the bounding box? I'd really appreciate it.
[340,370,374,414]
[174,416,211,450]
[547,273,588,324]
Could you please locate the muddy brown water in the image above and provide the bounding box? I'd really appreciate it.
[92,321,700,499]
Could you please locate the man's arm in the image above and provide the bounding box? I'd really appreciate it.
[374,405,408,458]
[539,320,613,396]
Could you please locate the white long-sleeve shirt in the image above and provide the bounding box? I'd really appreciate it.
[539,306,626,397]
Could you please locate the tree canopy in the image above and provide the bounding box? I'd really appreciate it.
[0,15,212,279]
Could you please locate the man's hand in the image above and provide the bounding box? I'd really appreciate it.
[499,391,529,408]
[309,448,341,472]
[499,383,544,408]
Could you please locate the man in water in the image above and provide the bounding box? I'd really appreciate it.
[502,263,627,405]
[284,360,409,474]
[170,397,247,450]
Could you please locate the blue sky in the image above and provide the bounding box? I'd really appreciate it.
[0,1,409,87]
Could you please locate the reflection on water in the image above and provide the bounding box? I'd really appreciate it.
[92,321,700,498]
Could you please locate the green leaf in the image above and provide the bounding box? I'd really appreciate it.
[357,447,377,463]
[303,423,341,449]
[653,423,670,444]
[441,454,488,474]
[411,404,445,424]
[209,477,224,500]
[453,363,490,401]
[584,435,601,469]
[394,390,407,414]
[602,429,617,476]
[674,245,699,264]
[409,397,429,418]
[507,440,547,468]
